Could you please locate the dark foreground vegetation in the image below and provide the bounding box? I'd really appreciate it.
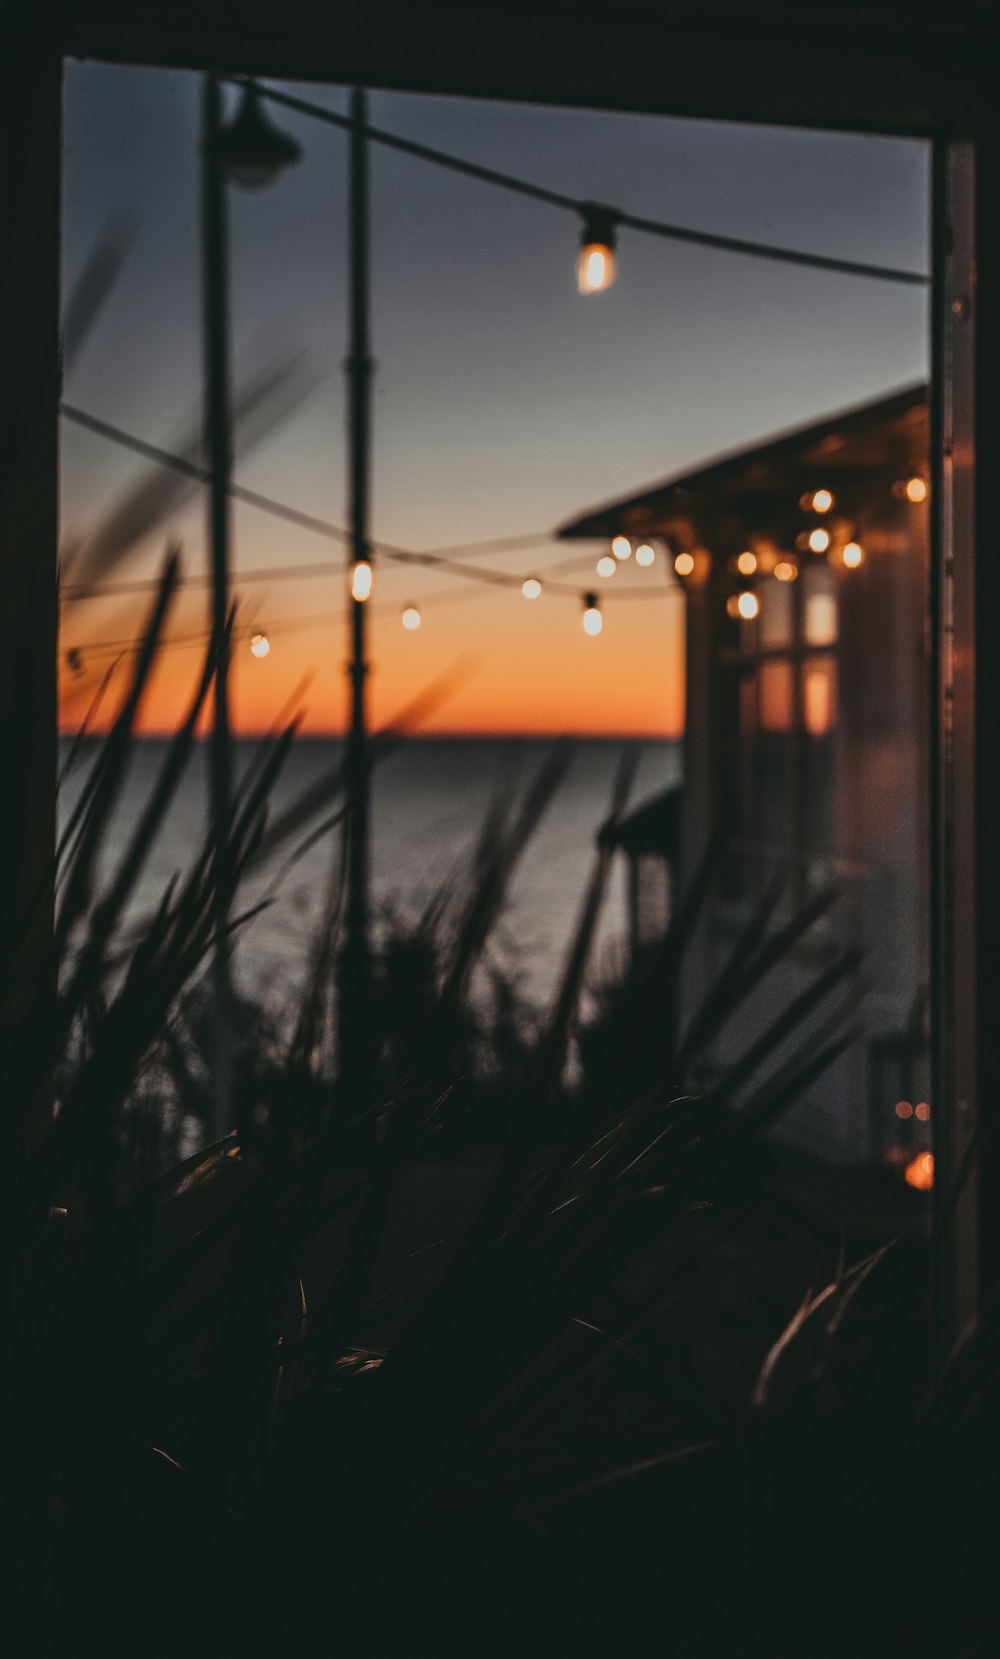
[2,565,996,1656]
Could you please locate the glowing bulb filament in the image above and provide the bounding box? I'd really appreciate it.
[352,560,373,602]
[401,605,421,631]
[249,632,270,658]
[635,543,655,567]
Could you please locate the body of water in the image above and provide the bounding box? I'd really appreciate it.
[60,736,682,1016]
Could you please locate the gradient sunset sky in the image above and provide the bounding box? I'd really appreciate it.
[60,64,929,737]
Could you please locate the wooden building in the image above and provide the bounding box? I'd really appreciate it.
[562,385,930,1169]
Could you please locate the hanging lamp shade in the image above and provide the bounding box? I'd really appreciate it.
[209,84,302,189]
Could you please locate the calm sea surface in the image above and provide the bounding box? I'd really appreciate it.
[59,737,681,1015]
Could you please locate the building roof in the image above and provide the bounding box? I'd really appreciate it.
[557,382,927,542]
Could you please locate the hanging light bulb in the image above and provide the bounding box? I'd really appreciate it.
[736,550,757,576]
[208,82,302,189]
[611,535,632,560]
[596,554,617,577]
[249,632,270,658]
[401,605,421,630]
[635,543,655,567]
[577,205,618,295]
[352,560,373,602]
[905,476,928,503]
[582,592,603,635]
[522,577,542,600]
[808,527,831,554]
[842,541,864,569]
[774,560,798,582]
[674,552,695,577]
[811,488,834,513]
[736,590,759,620]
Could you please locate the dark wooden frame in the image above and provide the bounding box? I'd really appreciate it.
[4,2,996,1370]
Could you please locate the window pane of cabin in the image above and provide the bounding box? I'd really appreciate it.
[803,564,838,645]
[759,658,794,731]
[758,577,794,647]
[803,654,837,736]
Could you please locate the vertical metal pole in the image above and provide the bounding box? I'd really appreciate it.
[201,73,236,1135]
[339,85,375,1103]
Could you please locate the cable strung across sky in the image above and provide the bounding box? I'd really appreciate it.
[235,77,929,289]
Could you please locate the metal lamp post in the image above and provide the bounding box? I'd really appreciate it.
[338,85,377,1107]
[201,75,300,1136]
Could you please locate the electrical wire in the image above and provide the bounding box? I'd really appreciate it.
[236,77,929,290]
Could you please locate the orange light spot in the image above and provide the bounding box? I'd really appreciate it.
[905,477,928,503]
[774,560,798,582]
[895,1100,913,1120]
[915,1102,931,1122]
[905,1151,934,1192]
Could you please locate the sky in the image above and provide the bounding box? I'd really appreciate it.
[60,64,930,737]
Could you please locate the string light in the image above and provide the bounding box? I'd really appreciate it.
[249,632,270,658]
[635,543,655,567]
[774,560,798,581]
[521,576,542,599]
[808,527,831,553]
[596,555,617,577]
[611,535,632,561]
[842,541,864,568]
[352,560,373,602]
[582,591,603,635]
[905,476,927,502]
[577,205,618,295]
[810,488,834,513]
[736,590,759,619]
[674,551,695,577]
[401,605,421,630]
[736,550,757,575]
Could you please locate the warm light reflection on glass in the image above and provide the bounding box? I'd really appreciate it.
[905,1151,934,1192]
[674,551,695,577]
[635,543,655,567]
[808,528,831,554]
[915,1102,931,1122]
[774,560,798,582]
[401,605,421,631]
[804,662,835,735]
[805,591,838,646]
[895,1100,913,1120]
[905,476,928,503]
[352,560,373,602]
[811,488,834,513]
[611,535,632,561]
[737,550,757,576]
[759,660,794,731]
[597,555,617,577]
[842,541,864,568]
[249,632,270,658]
[577,243,616,294]
[736,590,759,620]
[521,577,542,600]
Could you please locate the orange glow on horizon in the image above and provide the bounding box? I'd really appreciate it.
[58,594,686,740]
